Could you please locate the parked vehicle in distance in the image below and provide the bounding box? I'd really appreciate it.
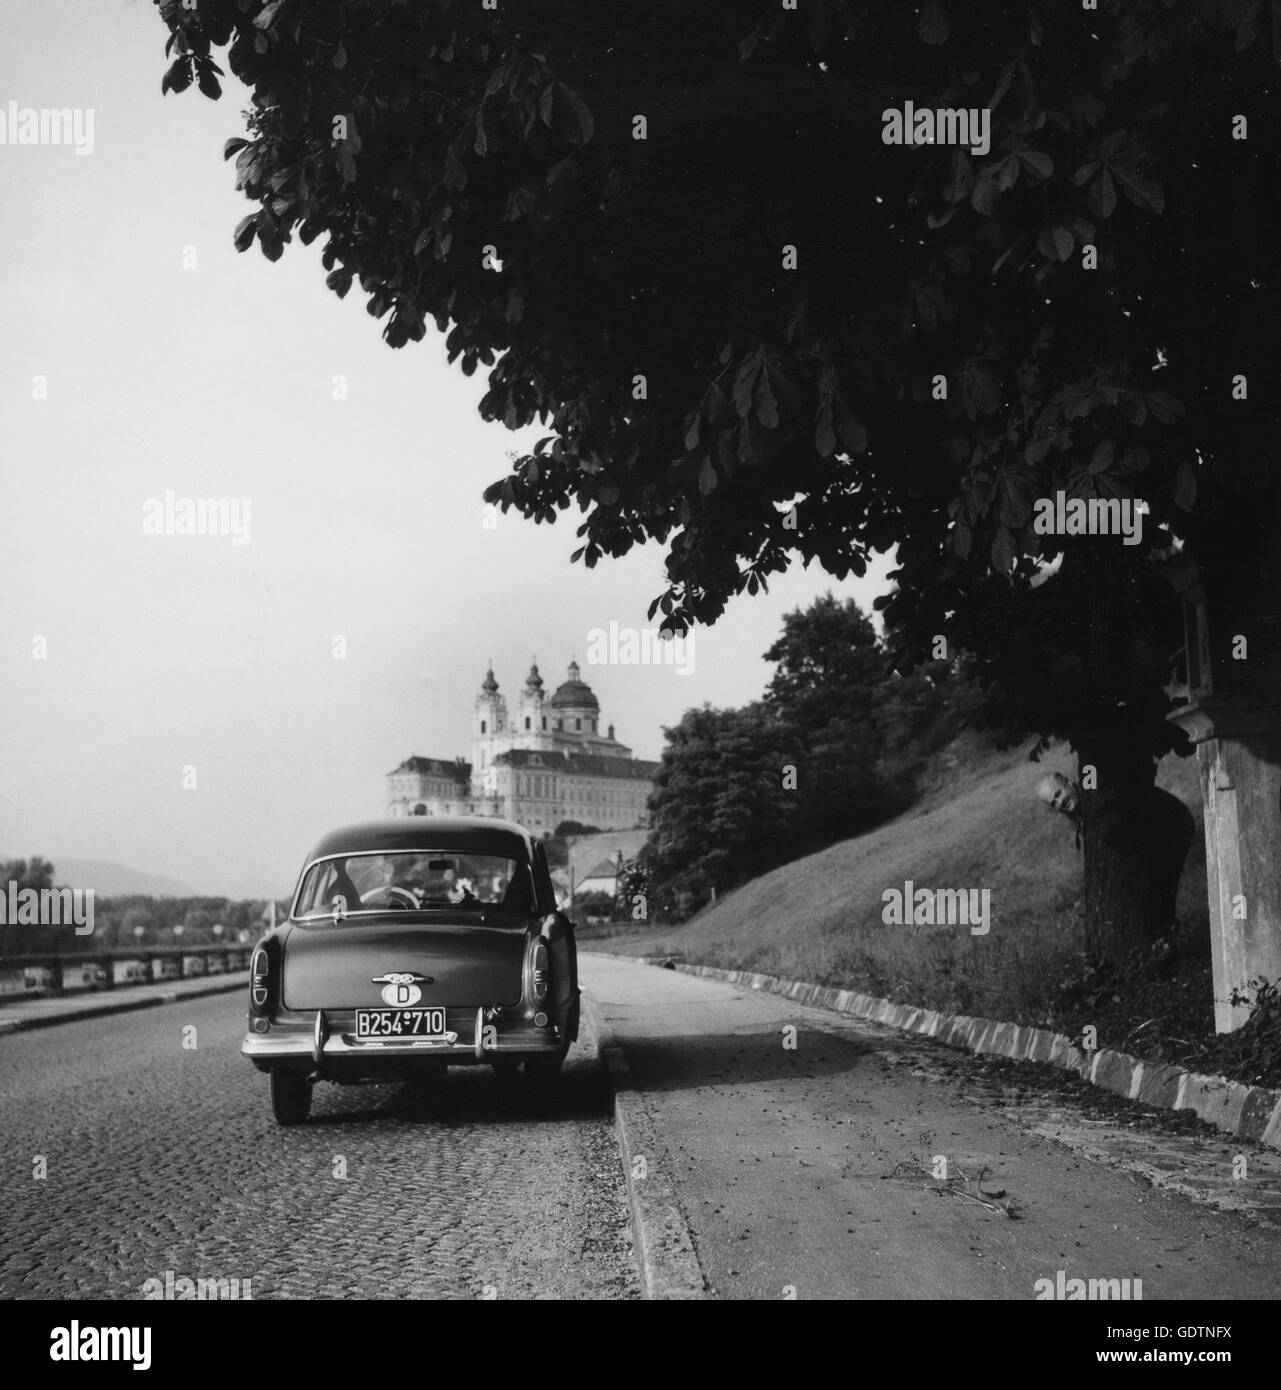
[243,818,580,1125]
[156,959,180,980]
[120,962,148,984]
[75,963,108,991]
[182,955,207,978]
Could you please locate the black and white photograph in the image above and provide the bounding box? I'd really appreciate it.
[1,0,1279,1353]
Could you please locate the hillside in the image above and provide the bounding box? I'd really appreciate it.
[0,857,197,899]
[601,736,1209,1029]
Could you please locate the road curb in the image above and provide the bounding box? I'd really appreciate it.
[0,975,248,1035]
[589,953,1281,1155]
[582,990,709,1300]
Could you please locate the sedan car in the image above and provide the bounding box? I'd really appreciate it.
[243,817,580,1125]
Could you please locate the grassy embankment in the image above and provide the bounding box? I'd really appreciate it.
[587,738,1281,1088]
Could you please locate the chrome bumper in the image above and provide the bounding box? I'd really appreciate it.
[242,1007,561,1063]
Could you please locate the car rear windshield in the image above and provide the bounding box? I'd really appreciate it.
[293,851,535,921]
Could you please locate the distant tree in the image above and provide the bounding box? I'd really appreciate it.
[0,857,56,957]
[763,596,884,731]
[544,819,603,869]
[572,889,614,919]
[0,857,54,892]
[120,904,154,950]
[553,821,602,839]
[763,597,895,845]
[644,703,801,915]
[762,595,982,844]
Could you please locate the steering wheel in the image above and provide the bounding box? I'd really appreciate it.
[360,886,419,909]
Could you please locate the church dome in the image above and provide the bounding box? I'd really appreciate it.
[524,661,545,693]
[480,666,499,695]
[550,658,599,711]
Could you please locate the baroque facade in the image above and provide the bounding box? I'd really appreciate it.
[387,661,659,838]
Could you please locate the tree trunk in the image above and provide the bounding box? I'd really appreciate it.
[1078,733,1195,962]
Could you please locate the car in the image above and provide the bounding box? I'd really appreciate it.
[78,962,108,991]
[242,817,580,1125]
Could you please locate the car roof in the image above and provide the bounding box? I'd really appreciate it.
[306,817,536,862]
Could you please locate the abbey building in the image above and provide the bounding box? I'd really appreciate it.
[387,661,659,837]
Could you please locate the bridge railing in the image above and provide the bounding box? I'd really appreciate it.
[0,944,252,997]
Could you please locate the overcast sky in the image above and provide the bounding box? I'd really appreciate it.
[0,0,892,897]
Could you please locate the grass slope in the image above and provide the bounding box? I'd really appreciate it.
[599,737,1212,1035]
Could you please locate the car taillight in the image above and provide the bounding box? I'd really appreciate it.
[523,935,550,1007]
[531,940,549,1002]
[250,947,270,1014]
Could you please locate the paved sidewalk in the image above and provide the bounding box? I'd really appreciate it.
[583,952,1281,1300]
[0,972,248,1033]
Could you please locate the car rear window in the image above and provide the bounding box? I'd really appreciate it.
[293,851,535,920]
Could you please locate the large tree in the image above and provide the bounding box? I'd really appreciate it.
[642,702,802,914]
[762,594,966,843]
[155,0,1279,959]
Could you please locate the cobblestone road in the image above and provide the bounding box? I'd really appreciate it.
[0,991,639,1300]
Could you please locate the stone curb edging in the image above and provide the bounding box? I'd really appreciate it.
[0,975,249,1035]
[581,990,709,1300]
[591,954,1281,1154]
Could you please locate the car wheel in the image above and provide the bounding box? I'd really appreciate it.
[270,1069,311,1126]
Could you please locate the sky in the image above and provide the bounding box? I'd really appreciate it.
[0,0,892,897]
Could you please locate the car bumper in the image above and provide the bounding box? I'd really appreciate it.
[242,1006,563,1066]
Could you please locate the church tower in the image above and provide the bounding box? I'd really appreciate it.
[472,666,508,769]
[518,660,551,749]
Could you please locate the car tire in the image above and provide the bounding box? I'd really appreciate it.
[270,1069,311,1125]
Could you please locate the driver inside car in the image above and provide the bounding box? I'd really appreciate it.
[440,867,479,905]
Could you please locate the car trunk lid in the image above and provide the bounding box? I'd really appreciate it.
[281,912,529,1010]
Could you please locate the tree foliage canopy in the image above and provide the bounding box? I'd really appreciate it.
[156,0,1278,755]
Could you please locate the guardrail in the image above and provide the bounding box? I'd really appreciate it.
[0,944,252,996]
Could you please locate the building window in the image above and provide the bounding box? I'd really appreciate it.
[542,717,547,730]
[525,716,531,730]
[575,718,582,731]
[481,719,487,733]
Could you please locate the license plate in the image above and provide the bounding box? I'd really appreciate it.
[354,1008,447,1039]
